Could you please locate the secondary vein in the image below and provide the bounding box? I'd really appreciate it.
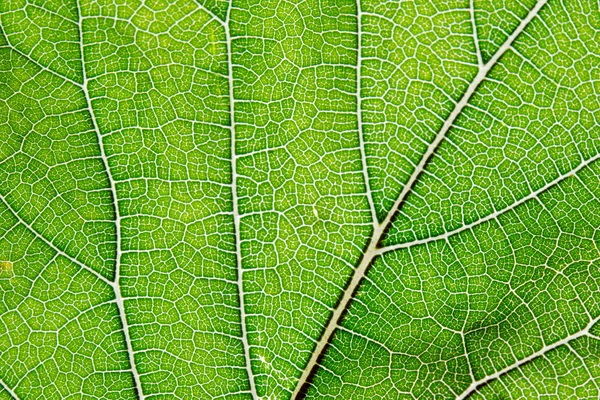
[356,1,378,228]
[74,2,144,398]
[0,195,113,286]
[470,0,483,67]
[377,151,600,255]
[0,41,83,88]
[224,5,259,399]
[457,315,600,400]
[0,378,19,400]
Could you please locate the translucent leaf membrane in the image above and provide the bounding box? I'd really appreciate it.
[230,0,372,396]
[1,0,600,398]
[0,389,13,400]
[0,0,83,83]
[0,203,136,399]
[471,337,600,399]
[310,1,600,397]
[0,26,115,279]
[385,0,600,248]
[81,0,251,397]
[197,0,229,21]
[360,0,478,221]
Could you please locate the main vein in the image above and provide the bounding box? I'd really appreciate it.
[74,2,144,398]
[291,0,548,397]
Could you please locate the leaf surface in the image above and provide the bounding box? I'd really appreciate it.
[1,0,600,399]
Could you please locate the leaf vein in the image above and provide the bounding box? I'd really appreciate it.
[0,40,83,88]
[0,195,112,287]
[0,379,19,400]
[222,2,259,397]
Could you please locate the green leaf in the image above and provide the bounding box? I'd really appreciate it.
[1,0,599,399]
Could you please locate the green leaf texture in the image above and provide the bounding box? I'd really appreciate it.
[1,0,600,398]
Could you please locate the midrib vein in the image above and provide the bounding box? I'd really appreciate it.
[291,1,548,397]
[223,7,259,399]
[74,1,144,398]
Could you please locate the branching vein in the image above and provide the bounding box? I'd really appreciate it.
[470,0,483,67]
[356,2,378,228]
[0,41,83,88]
[291,1,549,397]
[457,315,600,399]
[0,195,113,287]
